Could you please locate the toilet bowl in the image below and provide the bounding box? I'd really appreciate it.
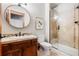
[39,42,52,50]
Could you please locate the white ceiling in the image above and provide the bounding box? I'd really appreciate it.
[50,3,59,9]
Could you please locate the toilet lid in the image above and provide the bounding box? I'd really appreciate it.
[40,42,52,47]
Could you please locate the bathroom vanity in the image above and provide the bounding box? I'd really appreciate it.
[0,35,37,56]
[0,4,38,56]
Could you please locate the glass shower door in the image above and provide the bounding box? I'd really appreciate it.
[50,17,59,49]
[49,3,79,56]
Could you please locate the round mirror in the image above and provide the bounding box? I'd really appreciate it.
[4,5,31,28]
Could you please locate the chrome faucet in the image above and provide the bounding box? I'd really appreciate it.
[19,32,21,36]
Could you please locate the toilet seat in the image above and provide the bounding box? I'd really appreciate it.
[39,42,52,50]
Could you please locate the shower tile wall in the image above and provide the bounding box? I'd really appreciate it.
[50,3,79,55]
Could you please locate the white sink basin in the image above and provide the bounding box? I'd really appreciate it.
[1,35,37,42]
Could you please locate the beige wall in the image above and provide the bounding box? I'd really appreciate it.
[54,3,78,48]
[51,19,58,38]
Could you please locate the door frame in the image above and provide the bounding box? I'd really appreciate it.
[0,3,2,56]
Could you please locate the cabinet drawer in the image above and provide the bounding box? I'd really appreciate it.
[2,44,11,52]
[3,49,22,56]
[22,40,32,48]
[31,39,37,45]
[11,41,24,49]
[11,40,32,49]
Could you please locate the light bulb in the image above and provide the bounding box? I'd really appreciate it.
[54,15,58,20]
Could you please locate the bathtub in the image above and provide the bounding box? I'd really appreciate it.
[52,43,78,56]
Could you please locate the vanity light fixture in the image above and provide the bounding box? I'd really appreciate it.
[18,3,27,7]
[76,3,79,9]
[76,6,79,9]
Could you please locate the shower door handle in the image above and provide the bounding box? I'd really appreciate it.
[74,21,79,25]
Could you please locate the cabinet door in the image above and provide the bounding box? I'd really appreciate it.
[3,52,12,56]
[31,46,37,56]
[11,49,22,56]
[3,49,22,56]
[23,46,37,56]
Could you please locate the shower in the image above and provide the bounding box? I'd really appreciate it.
[49,3,79,56]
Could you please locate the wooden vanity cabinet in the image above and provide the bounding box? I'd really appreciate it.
[1,39,37,56]
[23,39,37,56]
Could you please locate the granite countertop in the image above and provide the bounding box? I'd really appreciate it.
[0,35,37,44]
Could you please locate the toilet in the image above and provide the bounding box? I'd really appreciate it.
[38,39,52,55]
